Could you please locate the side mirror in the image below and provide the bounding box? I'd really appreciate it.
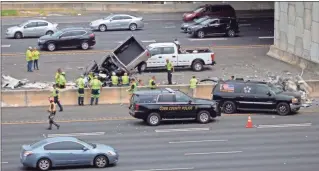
[83,147,89,151]
[24,26,27,28]
[267,91,272,96]
[109,19,112,22]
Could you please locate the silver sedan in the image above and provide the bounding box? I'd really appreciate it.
[90,14,144,31]
[5,20,58,39]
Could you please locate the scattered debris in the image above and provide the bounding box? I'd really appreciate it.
[2,75,28,89]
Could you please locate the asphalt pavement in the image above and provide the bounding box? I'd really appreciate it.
[1,14,274,54]
[2,108,319,171]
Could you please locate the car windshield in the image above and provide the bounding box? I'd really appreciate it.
[18,21,28,27]
[193,7,203,13]
[77,138,96,148]
[103,15,113,20]
[51,30,63,37]
[200,19,212,25]
[269,84,283,94]
[194,17,208,23]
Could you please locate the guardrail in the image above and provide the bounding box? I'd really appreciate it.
[1,81,319,108]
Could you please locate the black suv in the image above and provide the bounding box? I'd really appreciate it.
[187,17,239,38]
[212,80,302,116]
[38,27,96,51]
[129,88,221,126]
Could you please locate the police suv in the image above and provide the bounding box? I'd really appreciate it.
[129,88,221,126]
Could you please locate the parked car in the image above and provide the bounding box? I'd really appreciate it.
[212,80,303,116]
[140,42,216,72]
[183,4,236,22]
[180,16,211,33]
[20,137,119,171]
[5,20,58,39]
[129,88,221,126]
[38,27,96,51]
[90,14,144,31]
[187,17,239,38]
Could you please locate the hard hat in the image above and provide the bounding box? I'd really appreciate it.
[124,73,127,76]
[94,76,98,78]
[28,46,32,49]
[80,75,84,78]
[112,72,116,76]
[61,72,65,75]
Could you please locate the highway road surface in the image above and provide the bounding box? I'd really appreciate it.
[2,106,319,171]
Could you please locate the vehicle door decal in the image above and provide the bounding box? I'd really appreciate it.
[159,106,194,111]
[220,84,234,93]
[243,86,252,93]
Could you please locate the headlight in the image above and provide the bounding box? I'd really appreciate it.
[107,151,116,156]
[291,98,298,103]
[38,39,45,43]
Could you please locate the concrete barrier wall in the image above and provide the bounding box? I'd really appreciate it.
[1,2,274,13]
[1,81,318,108]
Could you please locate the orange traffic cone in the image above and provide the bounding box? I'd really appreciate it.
[246,115,253,128]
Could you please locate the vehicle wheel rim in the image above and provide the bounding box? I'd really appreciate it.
[82,43,89,49]
[39,160,49,170]
[48,44,55,51]
[200,113,209,122]
[130,24,136,30]
[279,105,287,113]
[100,25,106,31]
[228,30,235,37]
[225,104,233,113]
[96,157,106,167]
[150,115,159,125]
[195,63,202,70]
[198,31,204,38]
[16,33,21,38]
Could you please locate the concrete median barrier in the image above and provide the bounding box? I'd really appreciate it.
[1,80,318,108]
[1,2,274,14]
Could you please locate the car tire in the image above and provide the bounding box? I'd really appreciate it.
[99,24,107,32]
[191,60,204,71]
[37,158,51,171]
[138,62,147,72]
[81,41,89,50]
[276,102,291,116]
[94,155,109,168]
[14,32,22,39]
[197,110,211,124]
[222,101,237,114]
[147,112,161,126]
[197,31,205,38]
[47,43,56,51]
[46,30,54,35]
[129,23,137,31]
[227,29,236,37]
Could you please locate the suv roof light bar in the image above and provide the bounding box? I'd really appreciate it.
[165,88,175,93]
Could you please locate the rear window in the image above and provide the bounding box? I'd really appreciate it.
[31,140,48,149]
[131,94,157,104]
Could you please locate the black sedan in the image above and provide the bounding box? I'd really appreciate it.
[180,16,211,33]
[38,27,96,51]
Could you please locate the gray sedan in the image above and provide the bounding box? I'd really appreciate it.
[5,20,58,39]
[90,14,144,31]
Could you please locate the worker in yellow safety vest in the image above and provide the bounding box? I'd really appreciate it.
[88,72,94,82]
[111,72,119,87]
[189,76,198,97]
[26,47,33,72]
[166,58,174,85]
[55,68,62,86]
[121,73,130,86]
[32,47,40,70]
[59,72,67,89]
[50,84,63,112]
[149,76,157,89]
[76,75,85,106]
[127,78,137,95]
[90,76,102,105]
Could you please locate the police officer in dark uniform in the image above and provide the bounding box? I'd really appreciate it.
[47,98,60,130]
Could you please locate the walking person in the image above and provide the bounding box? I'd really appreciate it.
[26,47,33,72]
[32,47,40,70]
[76,75,85,106]
[89,76,102,105]
[51,84,63,112]
[55,68,62,86]
[47,98,60,130]
[165,59,174,85]
[127,78,137,95]
[148,76,158,89]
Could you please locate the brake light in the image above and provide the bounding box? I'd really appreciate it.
[89,33,95,38]
[24,151,33,157]
[146,51,150,57]
[135,104,139,110]
[211,53,215,61]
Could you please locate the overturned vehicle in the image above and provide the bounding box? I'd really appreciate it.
[83,36,150,86]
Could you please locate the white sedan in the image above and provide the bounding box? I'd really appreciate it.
[90,14,144,31]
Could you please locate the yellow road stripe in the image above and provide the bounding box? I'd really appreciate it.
[1,45,270,57]
[2,111,317,125]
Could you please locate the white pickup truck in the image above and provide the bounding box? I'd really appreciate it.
[138,42,216,72]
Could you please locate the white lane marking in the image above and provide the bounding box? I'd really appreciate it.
[155,127,209,133]
[133,167,195,171]
[258,36,274,39]
[1,162,9,164]
[141,40,156,43]
[185,151,242,156]
[47,132,105,137]
[164,26,176,29]
[43,134,47,138]
[169,139,227,144]
[257,123,312,129]
[1,45,11,48]
[144,23,149,25]
[239,24,251,27]
[189,38,227,41]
